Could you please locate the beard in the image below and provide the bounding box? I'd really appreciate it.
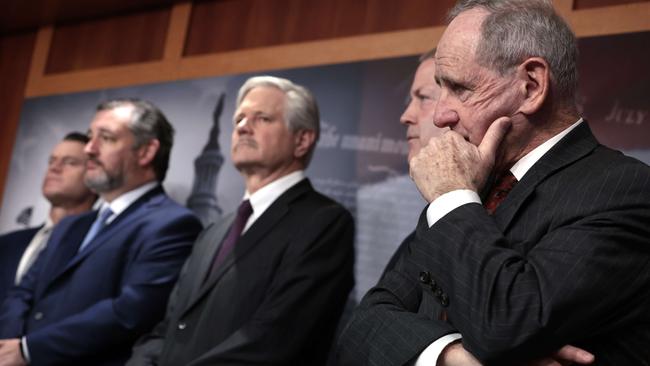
[84,159,124,193]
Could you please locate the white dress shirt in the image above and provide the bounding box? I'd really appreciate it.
[241,170,306,233]
[14,218,54,285]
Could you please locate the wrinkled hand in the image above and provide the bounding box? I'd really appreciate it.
[409,118,511,203]
[437,341,482,366]
[0,339,26,366]
[527,344,595,366]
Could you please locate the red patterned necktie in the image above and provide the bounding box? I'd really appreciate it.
[210,200,253,273]
[483,171,518,215]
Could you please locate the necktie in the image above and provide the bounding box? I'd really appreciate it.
[79,208,113,252]
[210,200,253,272]
[483,171,517,215]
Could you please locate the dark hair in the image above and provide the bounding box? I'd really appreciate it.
[96,98,174,181]
[63,131,90,144]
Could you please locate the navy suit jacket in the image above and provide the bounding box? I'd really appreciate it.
[339,123,650,365]
[0,186,202,366]
[0,227,39,302]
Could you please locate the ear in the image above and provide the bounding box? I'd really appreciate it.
[293,130,316,159]
[137,138,160,167]
[515,57,550,115]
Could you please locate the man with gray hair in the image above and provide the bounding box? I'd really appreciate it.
[127,75,355,366]
[0,99,202,365]
[339,0,650,365]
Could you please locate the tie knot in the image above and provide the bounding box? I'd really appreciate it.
[484,171,518,215]
[98,207,114,224]
[237,200,253,219]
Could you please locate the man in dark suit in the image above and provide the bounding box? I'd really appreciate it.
[0,99,202,365]
[127,76,354,366]
[0,132,97,303]
[339,1,650,365]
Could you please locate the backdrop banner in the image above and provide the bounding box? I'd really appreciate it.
[1,31,648,301]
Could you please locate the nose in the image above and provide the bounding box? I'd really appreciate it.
[48,159,63,172]
[433,98,459,129]
[84,136,98,156]
[400,100,417,126]
[235,117,253,134]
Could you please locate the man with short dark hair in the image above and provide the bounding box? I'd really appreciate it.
[127,76,354,366]
[0,132,97,303]
[0,99,202,366]
[339,1,650,365]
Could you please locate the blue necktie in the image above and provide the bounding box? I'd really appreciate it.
[79,208,113,252]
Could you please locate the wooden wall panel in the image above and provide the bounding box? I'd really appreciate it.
[45,7,171,73]
[574,0,649,9]
[0,32,36,208]
[184,0,455,55]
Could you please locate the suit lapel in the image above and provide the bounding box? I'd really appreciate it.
[47,187,165,286]
[45,213,95,284]
[495,122,599,229]
[184,179,312,314]
[185,215,234,301]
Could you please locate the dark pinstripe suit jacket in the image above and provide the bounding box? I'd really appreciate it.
[338,123,650,366]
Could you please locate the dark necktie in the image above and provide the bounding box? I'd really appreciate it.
[483,171,517,215]
[210,200,253,272]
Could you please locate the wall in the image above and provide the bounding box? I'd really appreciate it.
[0,0,649,206]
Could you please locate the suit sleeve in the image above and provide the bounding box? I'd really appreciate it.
[337,231,457,366]
[409,161,650,364]
[126,224,216,366]
[187,204,354,366]
[0,237,47,338]
[23,212,202,365]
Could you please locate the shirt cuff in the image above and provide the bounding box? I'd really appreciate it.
[426,190,481,227]
[413,333,462,366]
[21,336,31,364]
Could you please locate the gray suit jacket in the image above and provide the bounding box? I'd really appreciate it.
[128,179,355,366]
[338,123,650,365]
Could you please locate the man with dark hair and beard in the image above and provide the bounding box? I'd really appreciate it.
[0,99,202,366]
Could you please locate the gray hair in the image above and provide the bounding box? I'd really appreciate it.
[237,75,320,165]
[97,98,174,182]
[448,0,578,105]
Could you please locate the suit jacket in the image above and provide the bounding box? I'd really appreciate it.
[338,123,650,365]
[128,178,355,366]
[0,186,202,366]
[0,227,39,302]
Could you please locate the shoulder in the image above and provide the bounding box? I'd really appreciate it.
[0,226,39,242]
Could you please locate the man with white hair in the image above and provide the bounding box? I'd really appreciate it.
[128,75,355,366]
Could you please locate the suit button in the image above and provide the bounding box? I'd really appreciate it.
[177,322,187,330]
[429,279,437,290]
[33,312,43,320]
[441,293,449,307]
[419,271,431,284]
[435,288,443,297]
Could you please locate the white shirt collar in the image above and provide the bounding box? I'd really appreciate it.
[242,170,306,232]
[510,118,583,181]
[98,181,159,223]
